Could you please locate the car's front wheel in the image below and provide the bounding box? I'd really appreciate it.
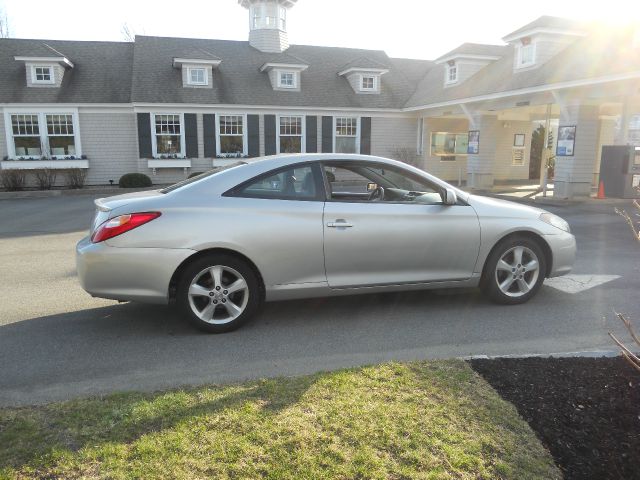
[177,254,261,333]
[482,236,547,305]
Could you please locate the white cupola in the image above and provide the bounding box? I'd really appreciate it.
[239,0,298,53]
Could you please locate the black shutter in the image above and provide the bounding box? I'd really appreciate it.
[305,116,317,153]
[360,117,372,155]
[184,113,198,158]
[264,114,277,155]
[247,114,260,157]
[203,114,216,158]
[321,116,333,153]
[137,113,152,159]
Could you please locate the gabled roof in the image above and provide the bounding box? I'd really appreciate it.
[404,24,640,109]
[0,38,133,103]
[502,15,586,42]
[434,43,509,63]
[338,56,390,73]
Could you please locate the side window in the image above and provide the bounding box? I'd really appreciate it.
[324,162,443,205]
[235,165,319,200]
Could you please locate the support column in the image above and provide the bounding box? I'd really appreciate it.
[553,104,599,199]
[466,114,498,190]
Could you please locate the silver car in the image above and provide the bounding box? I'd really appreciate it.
[77,154,576,333]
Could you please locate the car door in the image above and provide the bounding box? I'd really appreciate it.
[322,161,481,288]
[224,162,326,288]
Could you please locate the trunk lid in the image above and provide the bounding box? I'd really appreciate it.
[91,189,164,233]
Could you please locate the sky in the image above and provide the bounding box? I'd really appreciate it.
[1,0,639,60]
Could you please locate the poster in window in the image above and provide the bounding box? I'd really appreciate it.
[512,148,525,166]
[556,126,576,156]
[514,133,526,147]
[467,130,479,154]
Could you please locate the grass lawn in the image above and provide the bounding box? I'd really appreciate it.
[0,360,560,479]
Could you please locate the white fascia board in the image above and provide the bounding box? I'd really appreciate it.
[131,103,416,117]
[14,56,74,68]
[502,28,587,43]
[338,67,390,76]
[239,0,298,8]
[434,54,501,65]
[259,62,309,72]
[404,70,640,112]
[173,58,221,68]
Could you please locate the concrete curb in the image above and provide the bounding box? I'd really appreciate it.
[461,350,623,361]
[0,186,159,200]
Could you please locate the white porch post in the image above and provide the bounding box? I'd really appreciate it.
[553,104,599,199]
[466,114,498,190]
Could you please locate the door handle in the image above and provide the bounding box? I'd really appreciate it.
[327,220,353,228]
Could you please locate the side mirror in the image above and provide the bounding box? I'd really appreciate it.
[443,188,457,205]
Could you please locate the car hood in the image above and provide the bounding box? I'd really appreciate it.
[95,189,165,213]
[467,194,547,219]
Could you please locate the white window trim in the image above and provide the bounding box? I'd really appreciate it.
[429,131,468,158]
[187,67,208,86]
[276,114,306,154]
[215,113,248,157]
[150,113,186,159]
[516,43,536,69]
[360,74,377,92]
[445,64,458,85]
[333,116,361,154]
[417,118,425,155]
[3,108,82,160]
[277,70,297,89]
[30,65,55,85]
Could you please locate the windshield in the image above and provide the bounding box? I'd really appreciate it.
[160,162,247,194]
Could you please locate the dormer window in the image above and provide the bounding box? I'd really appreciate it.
[338,65,388,94]
[361,75,376,91]
[32,66,54,84]
[278,71,296,88]
[517,39,536,68]
[445,62,458,84]
[187,67,207,86]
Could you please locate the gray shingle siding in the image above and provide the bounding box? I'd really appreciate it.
[79,110,138,184]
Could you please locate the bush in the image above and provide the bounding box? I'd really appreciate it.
[65,168,87,189]
[188,171,205,179]
[34,169,57,190]
[390,147,420,167]
[119,173,152,188]
[1,169,26,191]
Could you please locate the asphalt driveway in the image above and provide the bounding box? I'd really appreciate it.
[1,194,639,406]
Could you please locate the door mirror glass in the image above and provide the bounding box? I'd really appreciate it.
[443,188,457,205]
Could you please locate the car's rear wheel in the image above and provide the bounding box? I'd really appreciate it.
[482,236,546,305]
[177,254,261,333]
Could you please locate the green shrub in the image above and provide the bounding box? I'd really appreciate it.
[119,173,152,188]
[1,169,26,191]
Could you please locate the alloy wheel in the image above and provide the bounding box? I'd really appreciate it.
[187,265,250,324]
[494,246,540,298]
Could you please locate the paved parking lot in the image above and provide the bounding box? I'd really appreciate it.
[1,193,639,406]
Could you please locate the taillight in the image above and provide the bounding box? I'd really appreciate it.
[91,212,161,243]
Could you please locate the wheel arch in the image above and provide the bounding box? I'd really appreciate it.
[168,248,266,303]
[481,230,553,282]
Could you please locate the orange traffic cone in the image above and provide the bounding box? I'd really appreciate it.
[597,180,606,199]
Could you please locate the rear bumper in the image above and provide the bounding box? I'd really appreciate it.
[544,231,576,277]
[76,236,196,304]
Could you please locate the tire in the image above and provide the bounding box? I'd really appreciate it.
[177,253,261,333]
[481,236,547,305]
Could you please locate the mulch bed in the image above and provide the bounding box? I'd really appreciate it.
[469,356,639,480]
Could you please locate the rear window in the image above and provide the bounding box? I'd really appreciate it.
[160,162,247,194]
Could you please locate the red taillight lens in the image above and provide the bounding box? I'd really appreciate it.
[91,212,161,243]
